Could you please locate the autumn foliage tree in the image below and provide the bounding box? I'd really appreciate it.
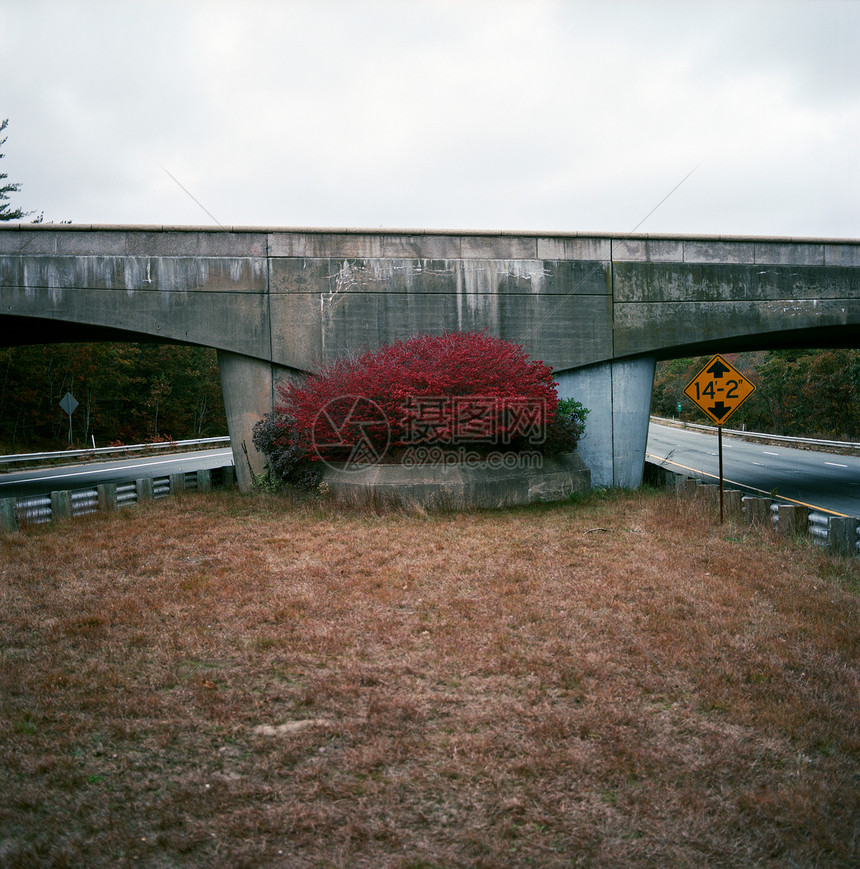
[253,331,587,489]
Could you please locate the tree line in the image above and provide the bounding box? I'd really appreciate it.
[652,348,860,440]
[0,343,226,452]
[3,343,858,453]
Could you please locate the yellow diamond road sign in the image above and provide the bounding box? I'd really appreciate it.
[683,354,756,425]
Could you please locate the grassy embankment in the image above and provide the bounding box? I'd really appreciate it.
[1,487,858,867]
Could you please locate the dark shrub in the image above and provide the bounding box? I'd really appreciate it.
[251,410,323,491]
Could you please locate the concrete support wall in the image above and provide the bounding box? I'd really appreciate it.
[217,350,304,491]
[555,357,656,488]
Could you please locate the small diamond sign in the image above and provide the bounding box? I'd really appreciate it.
[59,391,79,416]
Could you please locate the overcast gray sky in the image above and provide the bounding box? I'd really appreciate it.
[1,0,858,237]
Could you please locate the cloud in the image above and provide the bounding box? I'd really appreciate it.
[1,0,858,237]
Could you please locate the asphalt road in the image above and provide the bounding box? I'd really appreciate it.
[646,422,860,517]
[0,448,235,499]
[5,430,860,519]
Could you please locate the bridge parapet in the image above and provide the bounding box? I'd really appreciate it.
[611,237,860,360]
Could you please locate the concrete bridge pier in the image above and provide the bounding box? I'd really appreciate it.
[555,357,656,489]
[220,351,657,493]
[217,351,303,491]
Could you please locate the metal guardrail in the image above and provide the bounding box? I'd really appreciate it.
[117,482,137,508]
[71,489,99,517]
[2,466,236,531]
[0,436,231,466]
[15,494,51,525]
[651,416,860,451]
[772,503,860,554]
[645,461,859,557]
[807,510,831,544]
[649,417,860,552]
[6,456,860,558]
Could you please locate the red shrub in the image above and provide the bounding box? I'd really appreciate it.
[276,332,559,461]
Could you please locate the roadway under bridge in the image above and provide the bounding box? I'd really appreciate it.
[1,225,858,490]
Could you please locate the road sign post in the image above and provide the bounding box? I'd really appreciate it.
[59,391,79,446]
[718,422,724,521]
[683,355,756,523]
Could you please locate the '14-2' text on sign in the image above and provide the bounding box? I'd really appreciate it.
[683,354,756,425]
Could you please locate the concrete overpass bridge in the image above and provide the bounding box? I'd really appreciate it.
[1,225,858,490]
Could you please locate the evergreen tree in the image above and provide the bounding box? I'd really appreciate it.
[0,118,31,222]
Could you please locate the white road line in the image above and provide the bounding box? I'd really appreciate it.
[763,451,778,456]
[825,461,848,468]
[6,452,233,485]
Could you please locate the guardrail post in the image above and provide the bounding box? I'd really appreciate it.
[170,473,185,495]
[221,466,236,488]
[778,504,808,538]
[196,469,212,493]
[828,517,859,558]
[136,478,153,502]
[50,490,72,521]
[742,496,772,526]
[695,482,719,503]
[642,463,671,487]
[0,498,17,531]
[724,489,742,520]
[98,483,118,512]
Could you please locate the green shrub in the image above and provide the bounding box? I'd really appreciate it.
[542,398,589,455]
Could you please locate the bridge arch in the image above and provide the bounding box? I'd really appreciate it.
[649,324,860,361]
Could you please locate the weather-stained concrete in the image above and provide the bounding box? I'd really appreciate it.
[2,226,858,489]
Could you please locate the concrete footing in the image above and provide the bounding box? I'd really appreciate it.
[322,452,591,510]
[1,498,16,531]
[136,477,154,501]
[98,483,118,512]
[51,490,72,521]
[778,504,808,537]
[724,489,743,520]
[742,496,772,525]
[214,349,658,494]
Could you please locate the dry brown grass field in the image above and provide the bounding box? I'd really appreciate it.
[1,487,858,868]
